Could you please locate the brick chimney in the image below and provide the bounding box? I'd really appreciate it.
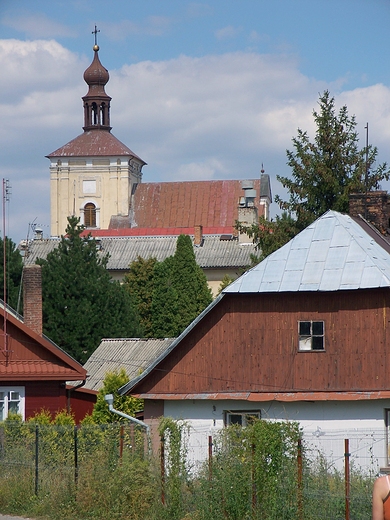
[23,264,43,336]
[194,225,203,246]
[349,191,390,233]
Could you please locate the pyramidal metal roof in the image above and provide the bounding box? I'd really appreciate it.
[224,210,390,294]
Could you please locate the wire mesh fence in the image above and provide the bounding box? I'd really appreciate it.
[0,420,383,519]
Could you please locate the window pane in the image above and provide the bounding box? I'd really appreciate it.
[299,322,311,335]
[299,337,312,351]
[9,391,20,401]
[229,414,243,426]
[312,336,324,350]
[8,401,19,414]
[312,321,324,335]
[0,392,4,401]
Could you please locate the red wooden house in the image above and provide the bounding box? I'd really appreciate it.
[119,210,390,470]
[0,265,91,423]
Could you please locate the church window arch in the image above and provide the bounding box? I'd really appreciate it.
[84,202,97,228]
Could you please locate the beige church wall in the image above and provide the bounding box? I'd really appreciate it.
[109,267,242,298]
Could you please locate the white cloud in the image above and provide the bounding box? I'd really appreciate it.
[102,15,174,40]
[1,39,390,242]
[1,13,76,39]
[215,25,242,40]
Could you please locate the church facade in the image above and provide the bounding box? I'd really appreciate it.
[47,42,146,237]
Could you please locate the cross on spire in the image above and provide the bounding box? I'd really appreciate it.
[92,24,100,47]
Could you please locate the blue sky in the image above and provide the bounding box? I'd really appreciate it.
[1,0,390,242]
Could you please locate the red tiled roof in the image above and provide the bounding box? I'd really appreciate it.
[83,226,234,238]
[0,360,85,380]
[46,129,145,162]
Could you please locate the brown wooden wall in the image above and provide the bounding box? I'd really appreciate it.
[134,289,390,395]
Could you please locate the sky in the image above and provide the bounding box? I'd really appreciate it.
[1,0,390,243]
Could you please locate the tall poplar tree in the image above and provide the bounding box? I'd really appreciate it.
[0,237,23,310]
[37,217,141,363]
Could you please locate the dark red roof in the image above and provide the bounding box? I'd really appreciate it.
[83,226,234,237]
[0,308,86,381]
[118,179,264,230]
[46,129,145,162]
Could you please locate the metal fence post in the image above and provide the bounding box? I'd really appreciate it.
[298,438,303,520]
[35,424,39,496]
[74,425,78,486]
[344,438,350,520]
[160,434,165,505]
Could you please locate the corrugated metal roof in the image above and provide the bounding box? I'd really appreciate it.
[80,338,175,392]
[129,179,266,229]
[224,210,390,293]
[22,235,257,270]
[133,391,390,402]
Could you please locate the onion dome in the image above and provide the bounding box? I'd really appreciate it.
[83,45,110,92]
[82,44,112,131]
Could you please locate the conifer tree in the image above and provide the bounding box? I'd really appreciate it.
[123,256,157,337]
[151,256,179,337]
[37,216,141,363]
[239,91,390,260]
[0,237,23,310]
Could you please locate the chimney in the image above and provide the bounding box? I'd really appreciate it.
[349,191,389,233]
[194,225,203,246]
[23,265,43,336]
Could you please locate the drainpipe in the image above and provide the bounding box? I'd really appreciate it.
[104,393,151,453]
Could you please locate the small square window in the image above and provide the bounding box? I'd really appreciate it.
[225,410,261,426]
[298,321,325,351]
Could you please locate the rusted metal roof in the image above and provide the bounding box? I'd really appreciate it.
[133,391,390,401]
[225,210,390,293]
[46,129,145,162]
[22,235,257,270]
[128,179,263,229]
[79,338,175,392]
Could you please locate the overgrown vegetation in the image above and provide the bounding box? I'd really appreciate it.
[124,234,212,338]
[37,216,142,362]
[0,416,375,519]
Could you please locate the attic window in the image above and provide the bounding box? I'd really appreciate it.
[220,234,233,241]
[298,321,324,351]
[225,410,261,426]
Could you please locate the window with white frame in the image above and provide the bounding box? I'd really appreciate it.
[225,410,261,426]
[298,320,325,351]
[0,387,25,420]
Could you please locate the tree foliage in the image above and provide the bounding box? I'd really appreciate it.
[239,91,390,260]
[37,216,141,363]
[124,256,157,337]
[91,368,143,424]
[0,237,23,310]
[125,234,213,338]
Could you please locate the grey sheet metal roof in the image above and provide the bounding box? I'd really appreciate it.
[224,210,390,293]
[80,338,175,392]
[22,235,257,270]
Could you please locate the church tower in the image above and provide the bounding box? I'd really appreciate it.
[47,34,146,237]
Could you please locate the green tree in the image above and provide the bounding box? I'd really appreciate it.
[37,216,141,363]
[239,91,390,259]
[151,255,179,337]
[279,90,390,229]
[151,234,212,337]
[171,234,212,332]
[92,368,142,424]
[0,237,23,310]
[123,256,157,337]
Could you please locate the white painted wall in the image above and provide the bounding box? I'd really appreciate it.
[162,399,390,474]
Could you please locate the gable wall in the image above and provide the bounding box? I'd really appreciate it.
[136,289,390,394]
